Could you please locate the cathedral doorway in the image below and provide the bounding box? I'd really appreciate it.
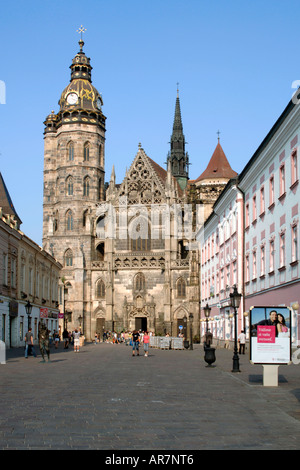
[135,317,147,332]
[96,317,105,338]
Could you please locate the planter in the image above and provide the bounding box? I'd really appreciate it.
[204,347,216,367]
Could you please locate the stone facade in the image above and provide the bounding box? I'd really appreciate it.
[42,42,236,341]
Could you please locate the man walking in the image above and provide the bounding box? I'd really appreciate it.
[238,330,246,354]
[24,328,37,359]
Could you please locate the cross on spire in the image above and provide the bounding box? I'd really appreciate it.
[77,25,87,52]
[77,25,87,40]
[217,130,221,143]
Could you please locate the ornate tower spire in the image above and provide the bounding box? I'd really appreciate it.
[167,88,189,190]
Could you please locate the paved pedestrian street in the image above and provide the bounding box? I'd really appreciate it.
[1,342,300,451]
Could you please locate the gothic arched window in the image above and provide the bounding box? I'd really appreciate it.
[68,142,74,161]
[134,272,145,292]
[130,216,150,251]
[66,210,73,231]
[96,279,105,298]
[84,142,90,161]
[98,144,102,166]
[83,176,90,196]
[176,277,186,298]
[67,176,73,196]
[65,249,73,267]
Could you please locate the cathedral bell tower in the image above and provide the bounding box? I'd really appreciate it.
[42,36,106,338]
[167,90,189,190]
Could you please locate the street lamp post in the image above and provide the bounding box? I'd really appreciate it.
[203,303,211,334]
[25,300,32,331]
[230,285,242,373]
[189,313,193,350]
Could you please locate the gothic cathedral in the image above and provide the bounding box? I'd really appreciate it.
[42,40,237,341]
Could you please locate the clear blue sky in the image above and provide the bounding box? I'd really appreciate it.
[0,0,299,246]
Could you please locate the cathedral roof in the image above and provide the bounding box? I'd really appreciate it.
[146,156,183,196]
[195,141,237,182]
[58,40,103,113]
[116,144,183,202]
[0,172,22,227]
[44,39,105,133]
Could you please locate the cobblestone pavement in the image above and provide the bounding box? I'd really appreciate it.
[1,341,300,450]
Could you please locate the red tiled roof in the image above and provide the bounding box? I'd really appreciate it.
[195,142,237,182]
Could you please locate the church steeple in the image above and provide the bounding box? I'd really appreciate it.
[167,89,189,190]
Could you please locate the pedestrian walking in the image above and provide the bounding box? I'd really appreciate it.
[238,330,246,354]
[73,329,81,353]
[132,330,140,356]
[63,328,69,349]
[24,328,37,359]
[54,331,60,349]
[94,333,98,344]
[143,331,150,357]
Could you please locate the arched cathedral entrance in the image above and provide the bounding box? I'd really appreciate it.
[94,308,106,339]
[135,317,147,332]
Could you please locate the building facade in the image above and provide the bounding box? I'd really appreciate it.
[238,98,300,346]
[0,174,61,348]
[198,178,244,342]
[42,41,235,341]
[198,94,300,347]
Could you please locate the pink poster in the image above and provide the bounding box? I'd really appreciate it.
[40,308,48,318]
[257,325,276,343]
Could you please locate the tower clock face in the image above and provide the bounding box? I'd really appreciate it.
[96,98,102,110]
[66,92,78,105]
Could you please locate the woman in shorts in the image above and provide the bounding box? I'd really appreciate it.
[73,329,81,353]
[143,331,150,357]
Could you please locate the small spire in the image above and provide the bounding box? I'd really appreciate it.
[217,130,221,143]
[176,82,179,97]
[77,25,86,52]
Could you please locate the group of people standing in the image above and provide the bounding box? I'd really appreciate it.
[24,326,83,358]
[94,329,152,357]
[131,330,150,356]
[62,328,82,352]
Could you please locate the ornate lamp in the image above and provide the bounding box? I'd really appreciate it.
[230,286,242,372]
[203,303,211,333]
[25,300,32,330]
[189,312,193,350]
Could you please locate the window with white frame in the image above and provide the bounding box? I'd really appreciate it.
[279,164,285,196]
[233,261,237,285]
[291,150,298,185]
[3,253,8,285]
[260,186,265,215]
[269,176,275,206]
[246,254,250,282]
[29,268,33,295]
[292,224,298,262]
[252,196,257,222]
[21,264,25,292]
[220,268,224,290]
[279,231,286,267]
[245,203,250,227]
[252,250,257,279]
[269,239,275,272]
[260,245,265,276]
[11,258,16,288]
